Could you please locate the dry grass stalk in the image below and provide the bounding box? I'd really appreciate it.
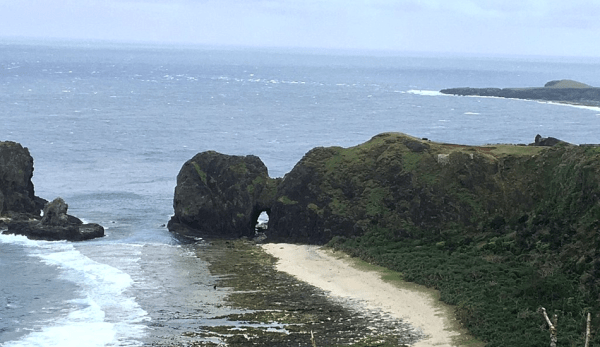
[541,307,558,347]
[585,312,591,347]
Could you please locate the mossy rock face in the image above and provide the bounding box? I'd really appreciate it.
[267,133,546,244]
[168,151,278,238]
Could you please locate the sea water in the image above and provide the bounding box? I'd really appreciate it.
[1,39,599,346]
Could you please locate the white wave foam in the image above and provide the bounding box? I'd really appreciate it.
[406,90,444,96]
[464,112,480,115]
[450,93,600,113]
[0,234,148,347]
[539,100,600,112]
[4,307,116,347]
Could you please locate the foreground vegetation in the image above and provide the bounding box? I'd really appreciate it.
[329,227,597,346]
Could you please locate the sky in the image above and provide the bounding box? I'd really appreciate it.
[1,0,600,57]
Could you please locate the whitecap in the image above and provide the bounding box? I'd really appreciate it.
[407,90,443,96]
[464,112,480,115]
[452,93,600,113]
[0,234,148,346]
[539,101,600,112]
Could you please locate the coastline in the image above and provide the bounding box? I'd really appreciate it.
[439,84,600,111]
[261,243,470,347]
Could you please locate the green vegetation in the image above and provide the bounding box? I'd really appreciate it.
[191,161,207,184]
[401,151,422,171]
[308,203,324,217]
[488,144,545,157]
[230,161,249,175]
[277,195,298,205]
[329,224,598,347]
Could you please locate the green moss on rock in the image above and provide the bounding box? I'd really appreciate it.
[191,161,207,184]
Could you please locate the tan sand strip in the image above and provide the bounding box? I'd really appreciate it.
[261,243,463,347]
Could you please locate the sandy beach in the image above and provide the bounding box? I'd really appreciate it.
[261,243,462,347]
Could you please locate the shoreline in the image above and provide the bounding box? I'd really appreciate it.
[261,243,468,347]
[439,85,600,112]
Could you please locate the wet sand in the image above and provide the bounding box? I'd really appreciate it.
[261,243,462,347]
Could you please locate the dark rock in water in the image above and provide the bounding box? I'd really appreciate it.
[440,80,600,106]
[1,141,104,241]
[40,196,73,225]
[4,198,104,241]
[0,141,45,216]
[167,151,278,238]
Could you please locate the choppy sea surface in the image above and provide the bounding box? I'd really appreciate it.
[1,39,599,346]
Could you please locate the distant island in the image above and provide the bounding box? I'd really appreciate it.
[440,79,600,106]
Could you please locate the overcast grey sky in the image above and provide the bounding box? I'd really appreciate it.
[1,0,599,57]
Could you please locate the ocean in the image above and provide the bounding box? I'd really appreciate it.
[1,39,599,346]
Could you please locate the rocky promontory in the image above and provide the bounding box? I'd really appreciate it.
[440,79,600,106]
[169,132,599,246]
[0,141,104,241]
[167,151,278,239]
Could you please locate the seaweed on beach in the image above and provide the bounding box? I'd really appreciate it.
[190,239,423,347]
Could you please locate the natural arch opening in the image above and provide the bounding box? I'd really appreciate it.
[254,210,270,233]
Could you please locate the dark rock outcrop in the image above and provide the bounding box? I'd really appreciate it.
[531,134,569,147]
[1,141,104,241]
[440,80,600,106]
[0,141,45,217]
[167,151,278,239]
[4,198,104,241]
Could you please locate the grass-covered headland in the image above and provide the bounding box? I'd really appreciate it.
[306,135,600,346]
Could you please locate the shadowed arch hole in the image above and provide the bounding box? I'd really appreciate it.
[254,209,270,232]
